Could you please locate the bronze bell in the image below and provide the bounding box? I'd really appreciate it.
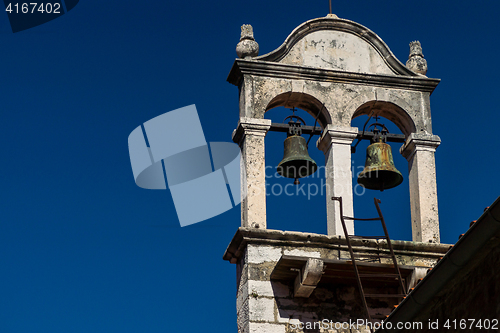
[357,139,403,191]
[277,135,318,184]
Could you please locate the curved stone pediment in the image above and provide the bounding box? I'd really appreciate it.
[256,17,415,76]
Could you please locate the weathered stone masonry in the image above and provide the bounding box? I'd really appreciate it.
[226,13,449,333]
[228,16,442,242]
[224,229,450,333]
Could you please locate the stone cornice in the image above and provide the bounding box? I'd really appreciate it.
[317,125,358,152]
[232,117,272,145]
[223,227,451,264]
[400,133,441,160]
[227,59,441,93]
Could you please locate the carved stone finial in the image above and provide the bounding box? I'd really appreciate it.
[406,41,428,75]
[236,24,259,59]
[240,24,254,40]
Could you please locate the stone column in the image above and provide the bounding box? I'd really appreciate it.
[317,125,358,236]
[400,133,441,243]
[233,117,272,229]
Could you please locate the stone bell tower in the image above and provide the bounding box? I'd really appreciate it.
[225,14,449,333]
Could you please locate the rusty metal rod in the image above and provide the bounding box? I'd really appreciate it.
[374,198,407,295]
[269,122,405,142]
[332,196,374,331]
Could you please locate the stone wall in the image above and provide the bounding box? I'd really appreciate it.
[225,228,450,333]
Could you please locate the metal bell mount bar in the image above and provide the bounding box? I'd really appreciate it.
[268,123,405,144]
[269,109,405,189]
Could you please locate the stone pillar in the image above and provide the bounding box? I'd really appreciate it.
[317,125,358,236]
[233,117,272,229]
[400,133,441,243]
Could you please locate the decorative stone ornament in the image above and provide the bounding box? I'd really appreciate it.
[406,41,428,75]
[236,24,259,59]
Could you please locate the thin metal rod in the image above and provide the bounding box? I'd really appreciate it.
[306,103,325,146]
[329,0,332,14]
[332,197,373,331]
[374,198,407,295]
[351,108,375,152]
[343,217,382,221]
[268,123,406,143]
[269,123,322,135]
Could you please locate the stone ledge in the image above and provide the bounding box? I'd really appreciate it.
[227,59,440,93]
[223,227,451,263]
[232,117,272,145]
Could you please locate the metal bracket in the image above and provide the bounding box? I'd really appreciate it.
[291,258,324,298]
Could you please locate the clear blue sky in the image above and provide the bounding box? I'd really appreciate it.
[0,1,498,332]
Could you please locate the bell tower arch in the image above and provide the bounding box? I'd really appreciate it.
[230,16,441,243]
[266,92,332,128]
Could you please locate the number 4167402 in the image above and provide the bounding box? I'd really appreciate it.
[5,3,62,14]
